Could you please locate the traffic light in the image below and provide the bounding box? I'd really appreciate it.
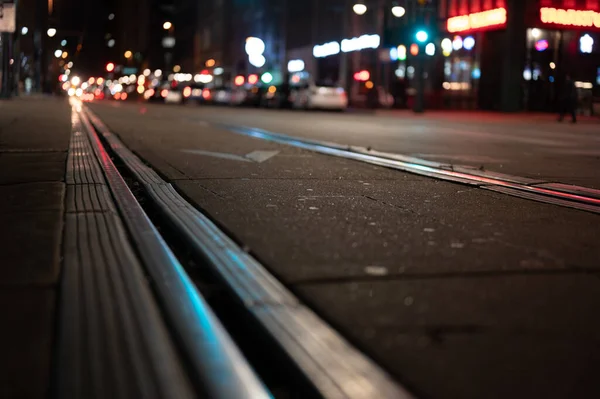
[416,30,428,43]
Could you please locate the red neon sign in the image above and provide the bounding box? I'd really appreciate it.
[447,7,507,33]
[540,7,600,28]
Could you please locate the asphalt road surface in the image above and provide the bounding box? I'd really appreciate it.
[88,101,600,399]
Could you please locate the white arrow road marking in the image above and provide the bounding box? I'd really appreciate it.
[181,149,280,163]
[245,150,279,163]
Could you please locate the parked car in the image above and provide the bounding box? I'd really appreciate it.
[212,87,233,105]
[291,81,348,111]
[188,83,209,104]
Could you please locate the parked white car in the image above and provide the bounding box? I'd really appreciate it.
[291,82,348,111]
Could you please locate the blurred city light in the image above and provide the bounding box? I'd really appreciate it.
[416,30,428,43]
[173,65,181,72]
[183,87,192,98]
[21,27,28,35]
[124,50,133,59]
[108,39,115,48]
[365,81,374,89]
[163,21,172,30]
[61,39,67,46]
[531,28,541,39]
[97,77,104,85]
[89,77,95,84]
[61,51,68,59]
[245,37,266,55]
[463,36,475,50]
[425,43,436,56]
[452,36,463,50]
[535,39,549,51]
[155,69,163,77]
[71,76,81,86]
[47,28,57,37]
[580,34,594,54]
[54,49,62,58]
[391,6,406,18]
[137,85,145,94]
[206,59,216,67]
[313,41,340,58]
[248,74,259,85]
[261,72,273,84]
[249,54,266,67]
[341,34,380,52]
[397,45,407,60]
[143,69,151,76]
[234,75,245,86]
[67,61,73,68]
[353,70,370,81]
[108,13,115,20]
[106,62,115,72]
[550,62,556,69]
[68,88,75,96]
[410,43,419,56]
[214,67,224,76]
[287,59,305,73]
[75,88,83,97]
[441,38,452,56]
[353,3,367,15]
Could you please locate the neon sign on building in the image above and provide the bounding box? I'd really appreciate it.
[540,7,600,28]
[447,8,507,33]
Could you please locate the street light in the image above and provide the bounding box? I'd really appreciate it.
[353,2,367,15]
[163,21,172,30]
[391,5,406,18]
[47,28,57,37]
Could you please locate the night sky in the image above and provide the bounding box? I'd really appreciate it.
[55,0,116,75]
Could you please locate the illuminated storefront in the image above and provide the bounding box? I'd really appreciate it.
[438,0,600,112]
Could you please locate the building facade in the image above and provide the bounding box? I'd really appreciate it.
[438,0,600,111]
